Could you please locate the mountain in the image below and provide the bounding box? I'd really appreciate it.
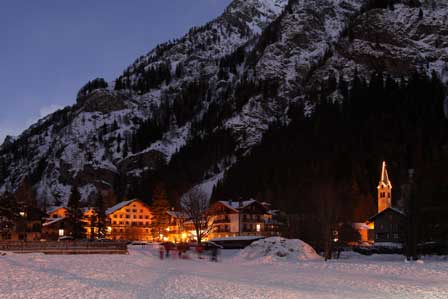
[1,0,447,213]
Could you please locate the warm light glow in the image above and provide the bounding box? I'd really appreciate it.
[19,211,25,217]
[166,227,170,232]
[181,232,187,240]
[256,224,261,232]
[163,237,169,242]
[58,229,64,237]
[107,226,112,233]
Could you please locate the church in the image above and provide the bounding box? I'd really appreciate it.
[355,161,406,244]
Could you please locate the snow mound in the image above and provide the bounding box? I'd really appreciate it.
[239,237,321,263]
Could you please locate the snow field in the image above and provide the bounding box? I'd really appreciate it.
[0,245,447,299]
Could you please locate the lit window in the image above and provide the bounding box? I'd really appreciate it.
[256,224,261,232]
[58,229,64,237]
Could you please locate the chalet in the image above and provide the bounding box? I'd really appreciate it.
[166,211,191,242]
[208,199,278,239]
[9,207,45,241]
[369,207,406,243]
[355,161,406,245]
[46,206,68,219]
[42,206,70,240]
[106,199,152,241]
[42,216,71,240]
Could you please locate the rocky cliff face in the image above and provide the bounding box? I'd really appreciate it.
[0,0,446,206]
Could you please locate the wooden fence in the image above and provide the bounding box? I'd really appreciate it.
[0,241,128,254]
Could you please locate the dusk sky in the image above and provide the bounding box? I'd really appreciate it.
[0,0,231,142]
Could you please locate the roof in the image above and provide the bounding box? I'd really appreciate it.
[42,217,66,227]
[81,207,95,213]
[106,199,138,215]
[378,161,392,189]
[166,211,188,219]
[352,222,371,230]
[46,206,67,214]
[369,207,406,221]
[218,199,257,212]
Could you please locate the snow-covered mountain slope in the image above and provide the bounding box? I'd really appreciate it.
[1,0,447,206]
[310,2,448,88]
[0,0,288,205]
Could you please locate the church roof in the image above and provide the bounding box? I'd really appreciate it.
[368,207,406,221]
[378,161,392,189]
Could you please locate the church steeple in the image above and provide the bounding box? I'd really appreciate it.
[377,161,392,213]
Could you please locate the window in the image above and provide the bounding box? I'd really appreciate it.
[140,209,143,213]
[132,209,137,213]
[126,209,130,212]
[120,221,123,225]
[256,224,261,232]
[113,215,117,218]
[133,215,137,219]
[126,221,129,225]
[139,215,143,219]
[119,214,123,218]
[145,216,149,219]
[120,229,124,233]
[113,221,117,225]
[393,233,399,239]
[126,215,130,219]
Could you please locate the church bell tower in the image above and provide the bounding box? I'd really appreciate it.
[377,161,392,213]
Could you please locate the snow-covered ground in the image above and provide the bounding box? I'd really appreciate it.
[0,246,447,299]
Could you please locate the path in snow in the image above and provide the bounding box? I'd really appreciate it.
[0,247,447,299]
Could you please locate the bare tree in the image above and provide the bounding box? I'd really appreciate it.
[315,178,341,261]
[181,187,214,244]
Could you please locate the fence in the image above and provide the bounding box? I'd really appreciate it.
[0,241,128,254]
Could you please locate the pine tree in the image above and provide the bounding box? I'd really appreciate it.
[150,184,171,240]
[67,185,85,239]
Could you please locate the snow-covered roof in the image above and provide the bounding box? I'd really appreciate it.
[167,211,188,219]
[106,199,138,215]
[46,206,67,214]
[43,217,66,227]
[352,222,371,230]
[369,207,406,221]
[219,199,257,212]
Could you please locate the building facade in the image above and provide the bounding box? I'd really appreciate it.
[106,199,152,241]
[369,207,406,243]
[208,200,277,239]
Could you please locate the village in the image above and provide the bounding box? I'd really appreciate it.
[0,161,415,255]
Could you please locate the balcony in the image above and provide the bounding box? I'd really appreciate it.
[214,218,230,224]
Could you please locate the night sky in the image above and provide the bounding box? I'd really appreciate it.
[0,0,232,142]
